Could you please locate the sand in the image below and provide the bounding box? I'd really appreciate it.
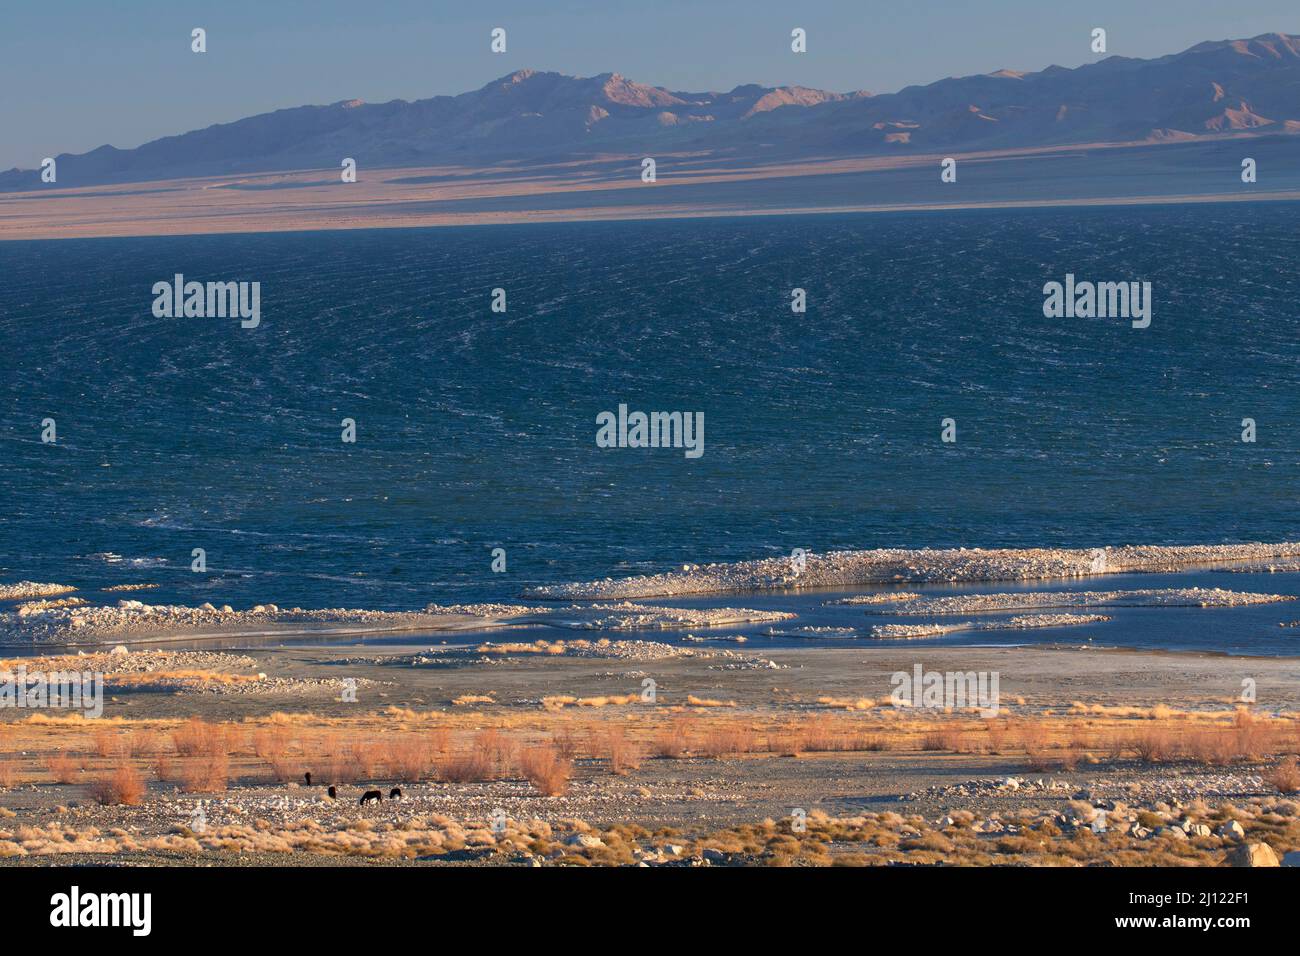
[4,140,1300,242]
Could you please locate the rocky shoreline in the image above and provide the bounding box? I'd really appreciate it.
[842,587,1295,616]
[0,594,793,646]
[867,613,1110,639]
[520,542,1300,600]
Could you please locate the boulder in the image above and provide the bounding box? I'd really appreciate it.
[1222,843,1279,867]
[1216,820,1245,840]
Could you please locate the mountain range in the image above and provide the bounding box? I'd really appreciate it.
[5,32,1300,190]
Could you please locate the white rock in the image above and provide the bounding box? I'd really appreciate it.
[1216,820,1245,840]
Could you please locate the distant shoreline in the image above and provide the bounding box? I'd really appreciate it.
[7,187,1300,243]
[4,137,1298,242]
[5,189,1300,243]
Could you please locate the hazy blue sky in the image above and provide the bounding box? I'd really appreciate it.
[3,0,1298,169]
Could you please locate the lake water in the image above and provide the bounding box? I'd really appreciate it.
[2,205,1298,653]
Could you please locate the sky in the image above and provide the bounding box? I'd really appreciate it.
[3,0,1299,169]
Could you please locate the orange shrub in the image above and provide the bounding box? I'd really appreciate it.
[517,742,572,796]
[45,752,82,784]
[91,763,147,805]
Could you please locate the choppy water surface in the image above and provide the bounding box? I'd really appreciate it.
[2,205,1298,653]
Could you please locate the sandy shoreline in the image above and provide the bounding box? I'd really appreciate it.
[3,138,1299,242]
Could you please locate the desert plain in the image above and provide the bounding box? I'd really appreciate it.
[3,546,1300,868]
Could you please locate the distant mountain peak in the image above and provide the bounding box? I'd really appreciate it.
[6,32,1300,192]
[1185,32,1300,59]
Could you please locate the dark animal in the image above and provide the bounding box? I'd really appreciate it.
[388,787,402,800]
[303,771,312,786]
[360,790,382,806]
[327,786,337,800]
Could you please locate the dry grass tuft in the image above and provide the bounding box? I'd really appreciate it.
[517,742,572,796]
[468,729,514,775]
[172,718,234,757]
[438,747,495,783]
[551,727,580,761]
[91,763,147,806]
[45,751,83,784]
[152,750,176,783]
[1130,729,1176,764]
[438,752,493,783]
[173,720,233,793]
[1266,755,1300,794]
[593,726,642,775]
[252,727,303,782]
[347,740,384,779]
[984,719,1009,754]
[1184,729,1236,767]
[384,737,435,782]
[699,724,755,758]
[686,695,736,708]
[649,721,690,758]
